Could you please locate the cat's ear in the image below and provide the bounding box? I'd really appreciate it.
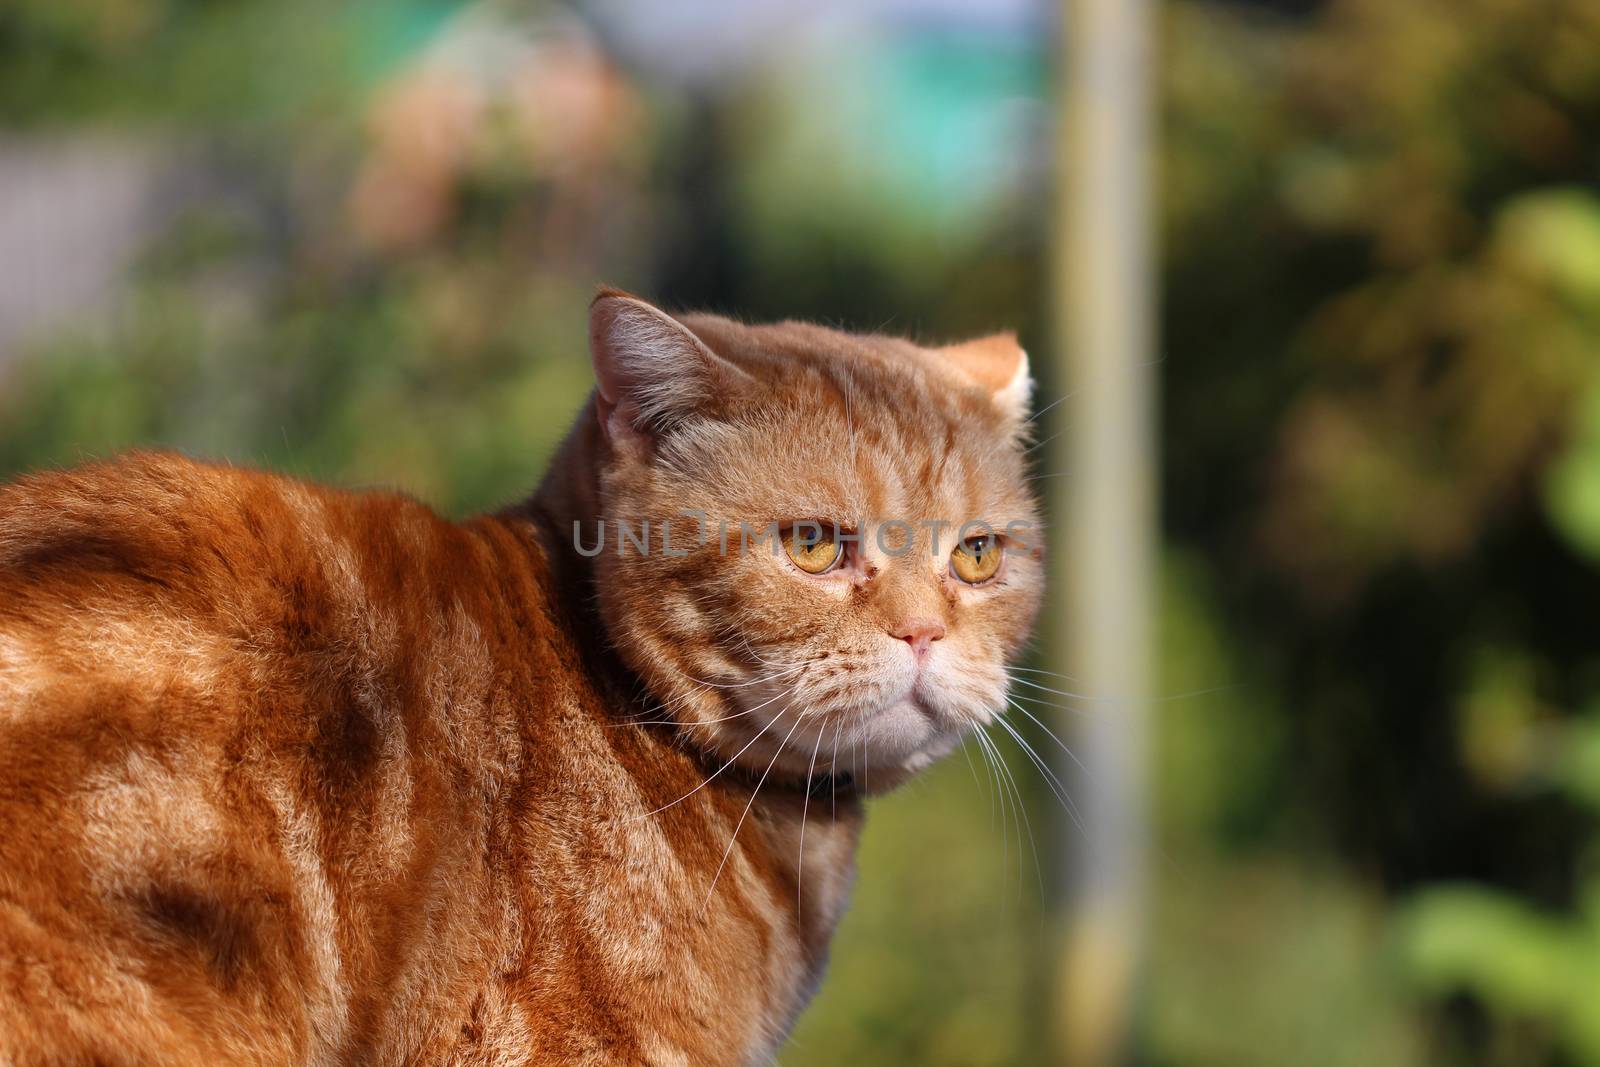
[937,332,1033,425]
[588,289,752,449]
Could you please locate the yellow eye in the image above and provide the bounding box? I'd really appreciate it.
[951,535,1002,584]
[784,524,843,574]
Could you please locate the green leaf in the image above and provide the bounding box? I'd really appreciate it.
[1546,378,1600,561]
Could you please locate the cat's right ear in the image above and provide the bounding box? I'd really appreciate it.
[588,289,752,452]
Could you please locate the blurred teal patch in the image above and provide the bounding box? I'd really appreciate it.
[842,32,1045,221]
[346,0,465,84]
[734,28,1044,245]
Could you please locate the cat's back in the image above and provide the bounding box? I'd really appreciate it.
[0,448,503,692]
[0,451,317,760]
[0,452,539,1065]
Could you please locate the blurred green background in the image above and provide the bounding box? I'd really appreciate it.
[5,0,1600,1063]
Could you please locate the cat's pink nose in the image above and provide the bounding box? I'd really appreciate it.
[891,619,946,658]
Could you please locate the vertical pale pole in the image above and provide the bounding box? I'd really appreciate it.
[1050,0,1155,1061]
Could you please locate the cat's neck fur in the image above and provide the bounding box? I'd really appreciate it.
[524,397,607,568]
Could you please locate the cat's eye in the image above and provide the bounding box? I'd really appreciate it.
[950,535,1003,584]
[784,524,843,575]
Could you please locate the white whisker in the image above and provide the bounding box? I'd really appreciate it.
[705,711,808,906]
[970,727,1012,898]
[981,722,1043,901]
[676,663,805,690]
[1005,689,1090,717]
[994,704,1084,832]
[796,722,827,927]
[829,721,842,823]
[1024,391,1072,425]
[1004,673,1092,701]
[1006,665,1081,682]
[606,707,755,729]
[1004,698,1090,779]
[1022,427,1064,457]
[632,704,787,820]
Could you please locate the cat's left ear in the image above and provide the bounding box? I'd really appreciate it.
[588,288,753,451]
[937,332,1033,426]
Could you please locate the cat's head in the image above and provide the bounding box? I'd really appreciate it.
[580,290,1043,792]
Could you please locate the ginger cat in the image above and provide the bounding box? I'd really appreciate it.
[0,291,1043,1065]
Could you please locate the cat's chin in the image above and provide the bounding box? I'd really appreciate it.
[820,696,970,795]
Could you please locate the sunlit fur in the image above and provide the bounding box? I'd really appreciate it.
[0,292,1042,1066]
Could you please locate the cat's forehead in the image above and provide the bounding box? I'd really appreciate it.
[654,313,1035,523]
[732,452,1034,529]
[683,316,1014,440]
[680,316,950,386]
[674,441,1034,533]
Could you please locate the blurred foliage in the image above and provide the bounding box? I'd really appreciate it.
[785,759,1045,1067]
[0,2,652,514]
[8,0,1600,1063]
[1403,884,1600,1064]
[1163,0,1600,1063]
[1548,378,1600,562]
[1148,552,1426,1065]
[2,249,598,514]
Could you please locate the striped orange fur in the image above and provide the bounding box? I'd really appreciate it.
[0,292,1043,1065]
